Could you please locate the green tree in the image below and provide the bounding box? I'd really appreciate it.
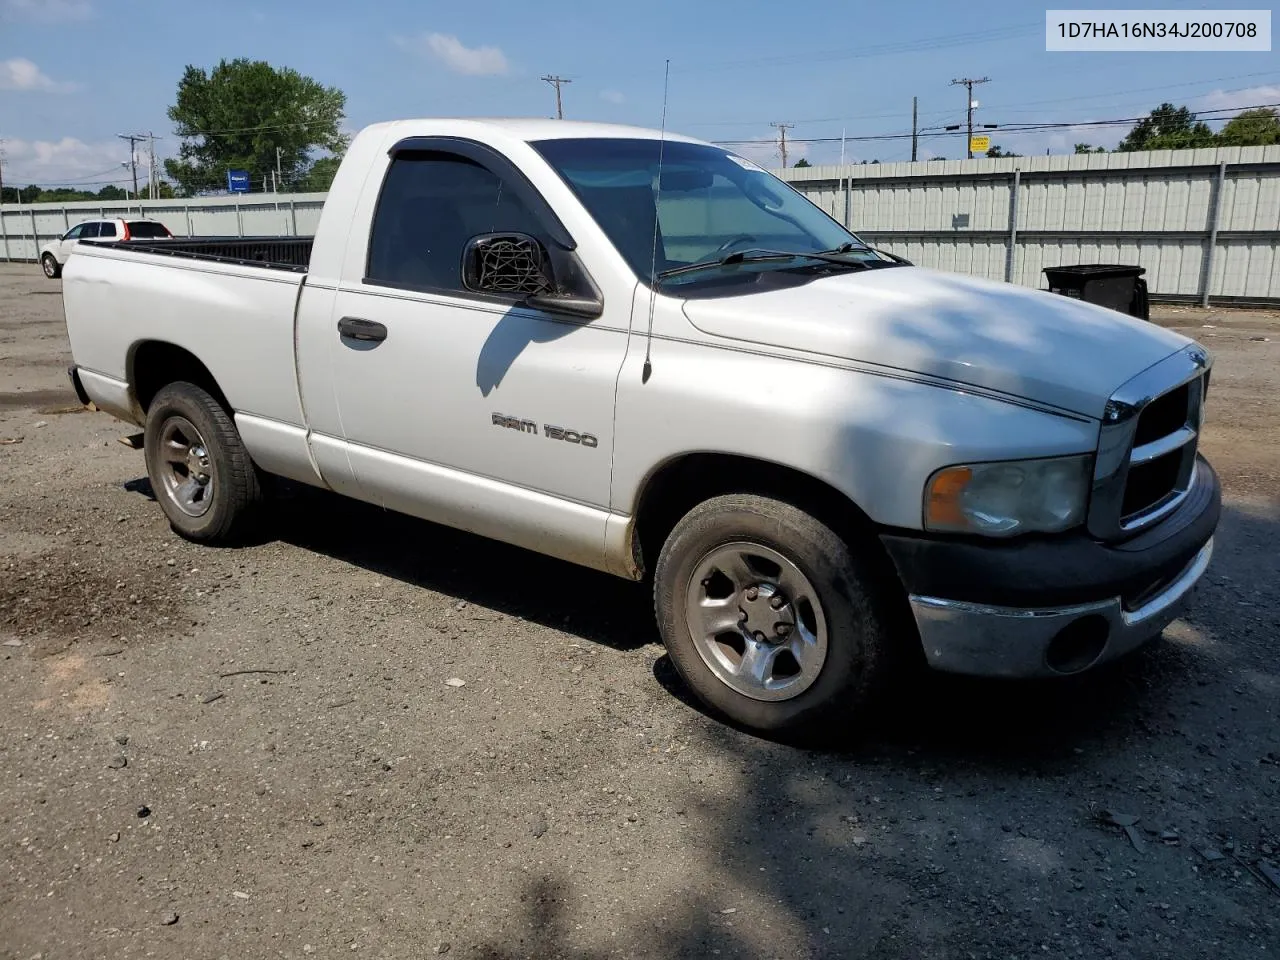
[297,155,342,192]
[1074,143,1107,154]
[1118,102,1216,152]
[97,185,128,200]
[2,185,44,203]
[164,58,347,195]
[985,145,1020,158]
[1216,107,1280,147]
[792,158,811,168]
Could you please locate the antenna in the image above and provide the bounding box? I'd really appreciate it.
[641,59,670,385]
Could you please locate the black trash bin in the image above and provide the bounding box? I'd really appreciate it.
[1042,264,1149,321]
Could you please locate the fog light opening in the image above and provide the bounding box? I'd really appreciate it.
[1045,615,1111,675]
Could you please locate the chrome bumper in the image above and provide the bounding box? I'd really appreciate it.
[909,538,1214,678]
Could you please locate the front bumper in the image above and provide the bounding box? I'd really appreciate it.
[881,456,1220,678]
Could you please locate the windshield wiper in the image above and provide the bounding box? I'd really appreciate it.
[656,247,874,281]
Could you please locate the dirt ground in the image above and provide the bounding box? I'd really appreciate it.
[1,260,1277,960]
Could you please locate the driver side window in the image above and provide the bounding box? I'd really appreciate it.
[366,152,546,295]
[64,225,85,240]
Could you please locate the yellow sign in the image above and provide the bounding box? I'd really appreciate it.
[970,135,991,153]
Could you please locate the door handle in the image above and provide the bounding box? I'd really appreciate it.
[337,316,388,343]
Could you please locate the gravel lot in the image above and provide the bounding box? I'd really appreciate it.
[1,261,1277,960]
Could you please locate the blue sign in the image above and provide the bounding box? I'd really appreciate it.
[227,169,251,193]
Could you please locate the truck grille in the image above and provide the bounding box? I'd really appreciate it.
[1121,444,1187,519]
[1133,383,1191,446]
[1088,346,1210,541]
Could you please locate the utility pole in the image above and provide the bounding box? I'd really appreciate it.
[146,132,158,200]
[771,122,794,168]
[117,133,142,199]
[276,147,284,193]
[540,75,572,119]
[950,77,990,159]
[911,97,919,162]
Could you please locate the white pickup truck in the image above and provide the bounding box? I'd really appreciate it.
[62,119,1219,734]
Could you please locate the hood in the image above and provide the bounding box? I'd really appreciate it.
[680,267,1191,418]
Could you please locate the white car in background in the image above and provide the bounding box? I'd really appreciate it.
[40,218,173,279]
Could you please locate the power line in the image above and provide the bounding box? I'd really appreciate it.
[679,70,1280,133]
[172,119,335,138]
[541,75,572,120]
[982,70,1280,115]
[711,101,1280,147]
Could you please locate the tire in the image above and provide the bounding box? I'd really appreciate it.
[143,381,263,543]
[654,494,898,735]
[42,254,61,279]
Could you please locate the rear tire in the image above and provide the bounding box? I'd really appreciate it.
[654,494,898,735]
[143,381,263,543]
[42,254,61,279]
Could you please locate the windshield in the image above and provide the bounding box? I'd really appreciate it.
[532,138,878,287]
[127,221,172,238]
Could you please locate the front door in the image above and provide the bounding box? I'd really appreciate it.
[322,146,631,566]
[57,223,87,260]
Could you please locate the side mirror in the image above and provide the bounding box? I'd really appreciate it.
[463,232,555,296]
[462,232,603,319]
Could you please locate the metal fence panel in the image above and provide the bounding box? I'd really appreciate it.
[5,147,1280,303]
[0,192,329,262]
[779,144,1280,303]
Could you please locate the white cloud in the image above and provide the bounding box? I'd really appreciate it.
[0,0,93,21]
[394,32,508,76]
[1,136,130,186]
[600,89,625,105]
[0,57,75,92]
[1193,84,1280,114]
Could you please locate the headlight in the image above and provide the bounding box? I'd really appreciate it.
[924,455,1093,537]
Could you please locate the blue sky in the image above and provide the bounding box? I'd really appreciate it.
[1,0,1277,187]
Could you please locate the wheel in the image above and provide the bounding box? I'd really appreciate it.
[653,494,898,734]
[42,254,61,279]
[143,381,263,543]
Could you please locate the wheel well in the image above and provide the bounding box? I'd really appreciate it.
[129,341,230,415]
[634,453,879,578]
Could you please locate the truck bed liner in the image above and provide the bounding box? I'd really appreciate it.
[101,236,313,272]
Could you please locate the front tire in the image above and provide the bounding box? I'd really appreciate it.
[654,494,898,735]
[42,254,61,279]
[143,382,263,543]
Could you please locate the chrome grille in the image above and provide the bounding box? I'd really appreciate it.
[1088,345,1210,540]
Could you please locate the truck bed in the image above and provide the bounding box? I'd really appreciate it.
[101,236,313,272]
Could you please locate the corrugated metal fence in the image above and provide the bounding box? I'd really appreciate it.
[4,144,1278,304]
[0,193,327,262]
[777,144,1280,305]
